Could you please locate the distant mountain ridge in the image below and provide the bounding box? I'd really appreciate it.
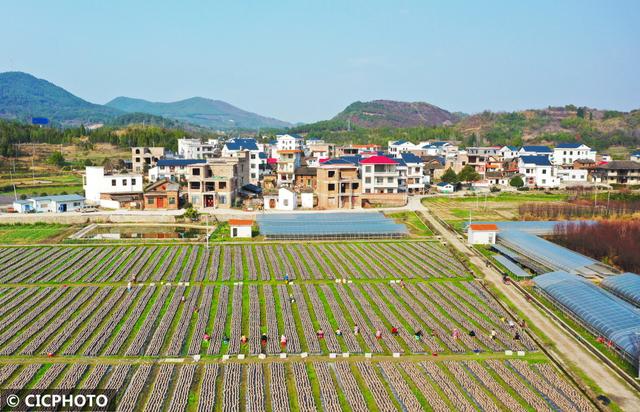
[0,72,121,125]
[0,71,292,130]
[106,96,292,129]
[332,99,459,128]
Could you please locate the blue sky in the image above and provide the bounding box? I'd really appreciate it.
[1,0,638,123]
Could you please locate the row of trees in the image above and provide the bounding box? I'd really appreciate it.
[553,220,640,273]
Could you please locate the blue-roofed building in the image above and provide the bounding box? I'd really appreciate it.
[518,156,559,188]
[630,150,640,162]
[436,182,455,193]
[12,194,85,213]
[533,271,640,363]
[149,159,206,182]
[388,139,415,156]
[552,143,595,166]
[519,145,552,156]
[222,138,265,184]
[398,152,428,192]
[499,145,519,160]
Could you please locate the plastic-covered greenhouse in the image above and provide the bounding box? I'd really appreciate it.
[257,212,408,240]
[601,273,640,308]
[534,271,640,363]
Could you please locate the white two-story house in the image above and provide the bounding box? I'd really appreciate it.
[552,143,596,166]
[222,138,265,184]
[398,152,427,193]
[518,156,559,188]
[83,166,144,209]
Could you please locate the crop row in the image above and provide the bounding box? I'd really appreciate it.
[0,241,469,283]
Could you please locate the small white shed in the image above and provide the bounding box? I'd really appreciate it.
[467,223,499,245]
[229,219,253,238]
[277,188,297,211]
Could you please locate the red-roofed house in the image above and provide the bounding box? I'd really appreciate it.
[467,223,499,245]
[229,219,254,238]
[360,155,401,195]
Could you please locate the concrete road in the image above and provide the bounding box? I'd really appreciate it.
[419,207,640,410]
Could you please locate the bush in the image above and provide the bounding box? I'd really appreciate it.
[509,176,524,188]
[490,186,501,193]
[183,207,200,221]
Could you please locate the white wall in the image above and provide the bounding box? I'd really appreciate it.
[231,225,252,238]
[468,229,497,245]
[84,166,143,204]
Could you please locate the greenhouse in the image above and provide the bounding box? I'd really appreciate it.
[534,271,640,363]
[257,212,408,240]
[601,273,640,308]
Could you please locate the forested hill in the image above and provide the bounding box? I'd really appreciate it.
[0,72,122,125]
[106,96,292,130]
[289,105,640,151]
[332,100,459,128]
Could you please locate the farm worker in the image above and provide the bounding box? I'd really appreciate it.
[414,330,423,341]
[353,325,359,335]
[280,335,287,348]
[400,280,405,289]
[222,335,229,344]
[335,328,342,336]
[194,307,199,314]
[284,273,289,282]
[508,320,515,329]
[127,281,132,291]
[513,332,520,341]
[500,316,506,323]
[375,330,382,340]
[390,327,398,336]
[289,294,295,304]
[241,335,247,344]
[131,275,137,283]
[490,330,497,340]
[47,352,54,357]
[261,334,268,346]
[181,296,186,303]
[203,333,210,341]
[317,329,324,339]
[452,329,460,340]
[468,330,476,337]
[520,319,527,329]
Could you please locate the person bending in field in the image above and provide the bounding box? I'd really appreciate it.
[336,328,342,336]
[240,335,247,344]
[280,335,287,349]
[375,330,382,340]
[391,327,398,336]
[317,329,324,339]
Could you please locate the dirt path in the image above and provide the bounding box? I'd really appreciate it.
[419,208,640,410]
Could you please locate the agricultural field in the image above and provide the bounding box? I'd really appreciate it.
[422,192,569,231]
[0,223,73,244]
[0,241,596,410]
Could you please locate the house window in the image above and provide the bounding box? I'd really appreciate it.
[387,177,393,183]
[328,171,335,178]
[365,166,372,173]
[328,183,335,191]
[283,199,289,206]
[131,178,136,185]
[352,183,359,189]
[192,168,201,176]
[542,169,547,174]
[219,182,227,190]
[147,198,154,205]
[169,197,176,204]
[73,202,80,206]
[111,179,116,186]
[365,177,371,184]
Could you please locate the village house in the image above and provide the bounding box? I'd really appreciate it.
[594,161,640,186]
[185,153,250,209]
[630,150,640,162]
[222,138,265,185]
[519,145,553,158]
[518,156,560,188]
[263,187,297,210]
[552,143,596,166]
[83,166,144,209]
[148,159,206,183]
[276,150,302,187]
[397,152,427,194]
[316,158,362,209]
[12,194,85,213]
[143,179,180,210]
[499,146,519,160]
[131,147,168,173]
[294,166,317,191]
[177,138,220,159]
[276,134,305,155]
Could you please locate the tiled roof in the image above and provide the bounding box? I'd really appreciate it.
[469,223,498,231]
[520,145,552,153]
[399,152,423,164]
[229,219,254,226]
[556,143,586,149]
[225,138,259,151]
[360,155,398,165]
[520,155,552,166]
[157,159,206,167]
